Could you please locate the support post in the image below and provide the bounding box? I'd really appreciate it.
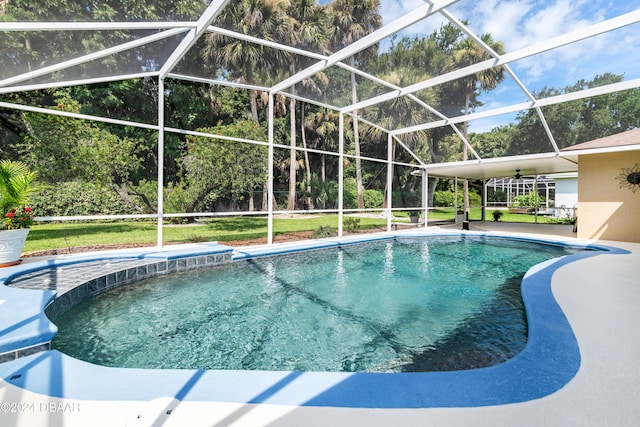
[338,113,344,237]
[421,170,428,228]
[481,179,486,221]
[534,174,539,224]
[156,78,165,248]
[268,93,275,244]
[386,133,393,232]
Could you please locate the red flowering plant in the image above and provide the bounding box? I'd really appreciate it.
[3,207,35,230]
[0,160,40,231]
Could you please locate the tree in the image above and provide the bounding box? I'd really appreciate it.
[507,73,640,155]
[304,107,340,182]
[328,0,382,211]
[371,27,467,206]
[362,67,436,208]
[0,0,205,81]
[18,92,149,211]
[470,124,514,159]
[446,34,506,214]
[182,121,268,213]
[282,0,329,210]
[203,0,291,123]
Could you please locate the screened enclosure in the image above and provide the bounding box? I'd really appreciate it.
[1,0,639,245]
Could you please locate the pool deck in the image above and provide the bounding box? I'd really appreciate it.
[1,223,639,426]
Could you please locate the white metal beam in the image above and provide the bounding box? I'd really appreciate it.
[206,26,326,61]
[393,77,640,135]
[271,0,460,93]
[0,28,187,88]
[0,100,159,130]
[206,10,474,163]
[347,9,640,114]
[391,135,426,167]
[268,92,275,245]
[156,78,165,247]
[0,72,158,95]
[386,133,393,231]
[338,113,344,237]
[159,0,231,79]
[0,22,197,31]
[168,72,271,92]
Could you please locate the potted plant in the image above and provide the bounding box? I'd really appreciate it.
[0,160,39,267]
[408,211,421,223]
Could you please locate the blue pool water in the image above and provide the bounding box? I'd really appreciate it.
[51,237,585,373]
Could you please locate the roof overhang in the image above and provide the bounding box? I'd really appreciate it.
[560,142,640,162]
[422,153,579,180]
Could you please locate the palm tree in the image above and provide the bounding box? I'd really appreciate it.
[363,68,436,208]
[203,0,290,123]
[304,107,340,182]
[204,0,291,213]
[328,0,381,211]
[447,34,506,215]
[283,0,329,210]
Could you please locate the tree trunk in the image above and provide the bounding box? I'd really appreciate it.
[300,102,313,209]
[350,60,364,211]
[287,96,297,210]
[463,87,471,216]
[428,177,438,208]
[262,179,269,211]
[246,64,259,122]
[427,136,440,208]
[382,140,396,209]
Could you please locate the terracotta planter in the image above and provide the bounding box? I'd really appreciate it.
[0,228,30,267]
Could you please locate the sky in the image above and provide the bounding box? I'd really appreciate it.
[372,0,640,132]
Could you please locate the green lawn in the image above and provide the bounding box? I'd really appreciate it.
[428,208,557,224]
[23,215,389,253]
[23,211,559,254]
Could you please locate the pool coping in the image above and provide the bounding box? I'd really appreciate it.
[0,231,629,409]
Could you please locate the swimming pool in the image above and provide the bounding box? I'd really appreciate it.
[0,231,629,409]
[51,237,585,373]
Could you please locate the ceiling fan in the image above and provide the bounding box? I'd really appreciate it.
[513,169,536,180]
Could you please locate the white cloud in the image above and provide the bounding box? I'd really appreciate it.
[449,0,640,88]
[377,0,449,50]
[370,0,640,93]
[379,0,426,24]
[466,0,535,47]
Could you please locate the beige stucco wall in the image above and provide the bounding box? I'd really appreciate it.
[577,150,640,242]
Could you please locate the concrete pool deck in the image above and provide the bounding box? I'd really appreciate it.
[1,224,639,426]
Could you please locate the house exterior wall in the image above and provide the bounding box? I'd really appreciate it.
[577,151,640,242]
[553,175,578,218]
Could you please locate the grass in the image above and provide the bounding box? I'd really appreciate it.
[428,208,558,224]
[22,210,562,253]
[22,215,388,253]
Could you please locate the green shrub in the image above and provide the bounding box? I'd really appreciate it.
[363,189,384,208]
[433,190,481,207]
[343,178,384,209]
[488,189,507,203]
[31,180,134,216]
[343,216,360,232]
[313,225,336,238]
[512,192,545,208]
[391,190,421,208]
[433,191,455,207]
